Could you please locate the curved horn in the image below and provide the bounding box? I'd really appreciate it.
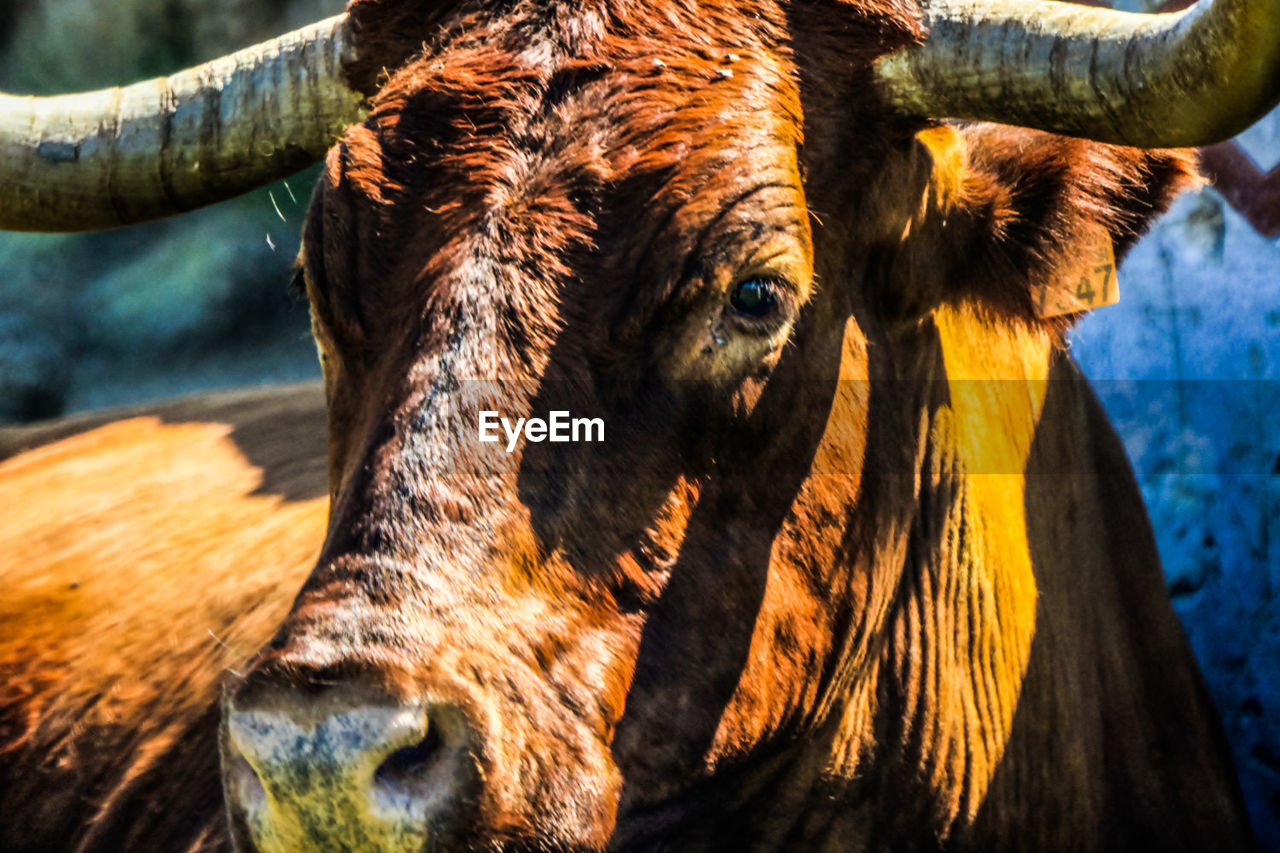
[0,14,366,233]
[874,0,1280,147]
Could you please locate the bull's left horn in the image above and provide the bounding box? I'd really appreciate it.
[0,14,366,233]
[874,0,1280,148]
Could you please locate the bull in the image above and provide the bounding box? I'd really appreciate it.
[1,0,1276,849]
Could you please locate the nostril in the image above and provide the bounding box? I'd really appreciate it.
[374,725,443,794]
[224,700,479,838]
[226,748,267,812]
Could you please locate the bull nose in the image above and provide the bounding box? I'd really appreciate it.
[223,695,479,851]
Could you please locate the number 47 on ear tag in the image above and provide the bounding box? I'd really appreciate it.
[1032,228,1119,319]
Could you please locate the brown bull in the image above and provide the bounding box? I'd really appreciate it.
[1,0,1276,850]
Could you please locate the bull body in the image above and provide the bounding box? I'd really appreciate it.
[0,386,326,851]
[0,0,1261,850]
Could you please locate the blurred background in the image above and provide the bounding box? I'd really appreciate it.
[0,0,341,421]
[0,0,1276,846]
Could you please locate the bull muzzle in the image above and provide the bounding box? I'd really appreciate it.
[221,688,481,852]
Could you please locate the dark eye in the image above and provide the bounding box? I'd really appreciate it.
[730,278,778,317]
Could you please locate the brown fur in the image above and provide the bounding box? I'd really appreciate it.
[0,0,1253,850]
[0,385,327,852]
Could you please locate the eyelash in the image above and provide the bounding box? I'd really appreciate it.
[726,276,794,334]
[730,278,779,317]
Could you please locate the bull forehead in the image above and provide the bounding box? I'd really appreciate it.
[310,1,808,351]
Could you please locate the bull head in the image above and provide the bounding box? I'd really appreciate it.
[1,0,1272,850]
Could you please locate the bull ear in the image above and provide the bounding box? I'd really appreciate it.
[886,124,1200,328]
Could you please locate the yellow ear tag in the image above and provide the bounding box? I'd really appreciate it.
[1032,227,1119,319]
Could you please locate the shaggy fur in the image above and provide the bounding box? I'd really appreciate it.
[0,385,328,852]
[0,0,1251,850]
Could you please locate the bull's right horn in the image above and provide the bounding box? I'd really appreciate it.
[0,14,367,233]
[875,0,1280,148]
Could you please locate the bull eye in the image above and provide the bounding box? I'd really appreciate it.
[730,278,778,318]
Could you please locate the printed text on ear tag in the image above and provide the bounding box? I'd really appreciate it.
[1032,228,1119,319]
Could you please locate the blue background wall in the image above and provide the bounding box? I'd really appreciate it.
[1072,119,1280,841]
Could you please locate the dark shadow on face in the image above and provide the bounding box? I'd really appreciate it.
[511,245,850,843]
